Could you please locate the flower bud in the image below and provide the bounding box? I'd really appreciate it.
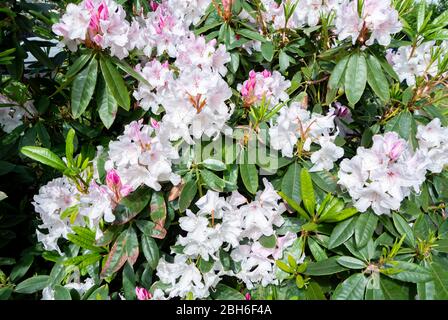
[135,287,152,300]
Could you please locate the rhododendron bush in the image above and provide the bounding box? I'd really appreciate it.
[2,0,448,301]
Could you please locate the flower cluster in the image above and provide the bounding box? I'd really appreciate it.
[260,0,340,29]
[105,120,180,191]
[338,119,448,215]
[387,41,447,86]
[52,0,135,59]
[238,69,291,108]
[335,0,402,46]
[155,179,297,299]
[52,0,210,59]
[269,101,344,172]
[33,168,132,253]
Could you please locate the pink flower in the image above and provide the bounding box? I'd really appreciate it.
[106,169,132,202]
[150,118,160,129]
[245,293,251,300]
[135,287,152,300]
[149,0,159,11]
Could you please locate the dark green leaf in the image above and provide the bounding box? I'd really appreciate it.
[15,275,50,294]
[141,235,159,270]
[99,56,130,111]
[71,57,98,118]
[332,273,368,300]
[345,53,367,106]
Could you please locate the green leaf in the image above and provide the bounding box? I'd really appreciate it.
[261,41,274,62]
[99,56,130,111]
[259,235,277,248]
[354,213,378,248]
[385,110,417,146]
[279,50,290,72]
[336,256,366,269]
[122,262,136,300]
[71,57,98,118]
[304,256,348,276]
[149,192,167,239]
[308,237,328,262]
[0,287,13,300]
[53,285,72,300]
[237,28,266,42]
[328,55,349,89]
[383,261,432,283]
[10,255,34,283]
[432,9,448,28]
[67,227,104,253]
[66,52,93,79]
[198,258,214,273]
[281,162,301,205]
[202,159,226,171]
[179,177,198,213]
[304,282,326,300]
[332,273,368,300]
[366,54,390,102]
[15,275,50,294]
[430,262,448,299]
[100,227,139,278]
[210,284,245,300]
[392,213,416,247]
[97,77,118,129]
[417,0,426,32]
[114,187,152,225]
[380,277,412,300]
[65,128,75,166]
[278,191,310,220]
[21,146,67,172]
[328,217,356,249]
[434,239,448,253]
[345,53,367,106]
[141,235,160,270]
[229,52,239,74]
[240,150,258,194]
[201,168,226,192]
[326,207,358,224]
[87,285,109,300]
[300,168,315,215]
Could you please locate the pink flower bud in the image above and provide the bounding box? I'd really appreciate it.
[149,0,159,11]
[389,140,405,161]
[135,287,152,300]
[150,118,160,129]
[98,1,109,21]
[262,69,272,78]
[249,70,256,79]
[245,293,251,300]
[106,169,121,190]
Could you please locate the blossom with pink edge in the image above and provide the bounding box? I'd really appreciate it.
[238,70,291,108]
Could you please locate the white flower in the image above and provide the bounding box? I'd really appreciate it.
[177,210,223,261]
[338,124,448,215]
[388,41,442,86]
[105,120,180,191]
[269,102,343,170]
[310,136,344,172]
[335,0,401,46]
[33,177,81,253]
[416,118,448,173]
